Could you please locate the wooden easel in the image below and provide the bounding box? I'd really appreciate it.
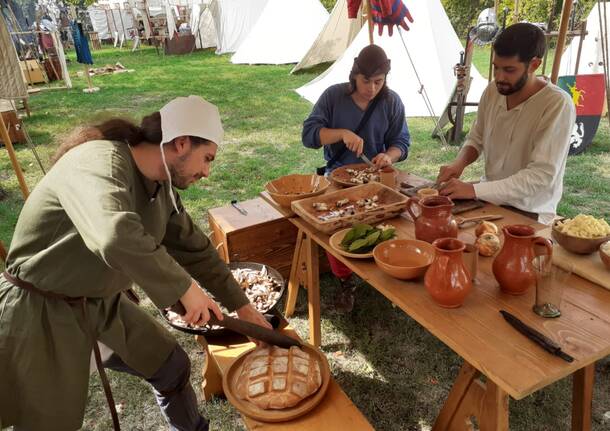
[0,111,29,199]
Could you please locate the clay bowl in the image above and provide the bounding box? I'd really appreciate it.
[373,239,435,280]
[265,174,330,208]
[600,241,610,270]
[551,219,610,255]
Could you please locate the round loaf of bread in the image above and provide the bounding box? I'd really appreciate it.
[235,346,322,410]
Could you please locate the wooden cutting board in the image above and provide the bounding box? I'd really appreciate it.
[538,227,610,291]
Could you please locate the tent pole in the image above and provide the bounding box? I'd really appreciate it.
[117,6,127,45]
[550,0,574,84]
[488,0,500,81]
[0,239,7,263]
[366,0,374,44]
[513,0,520,24]
[0,114,29,199]
[542,0,558,76]
[574,19,587,75]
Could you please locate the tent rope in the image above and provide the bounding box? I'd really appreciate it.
[397,28,449,146]
[9,100,47,174]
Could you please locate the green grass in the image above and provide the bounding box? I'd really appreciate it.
[1,44,609,430]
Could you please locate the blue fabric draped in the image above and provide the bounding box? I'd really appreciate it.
[71,21,93,65]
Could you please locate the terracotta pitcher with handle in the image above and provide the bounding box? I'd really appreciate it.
[424,238,472,308]
[492,224,553,295]
[406,195,458,244]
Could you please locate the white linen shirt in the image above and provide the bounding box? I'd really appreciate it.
[466,80,575,224]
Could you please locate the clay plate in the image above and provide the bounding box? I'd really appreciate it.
[223,343,331,423]
[330,163,379,188]
[329,227,398,259]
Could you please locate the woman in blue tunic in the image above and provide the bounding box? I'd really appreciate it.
[302,44,411,311]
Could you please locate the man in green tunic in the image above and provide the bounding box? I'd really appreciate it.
[0,96,270,430]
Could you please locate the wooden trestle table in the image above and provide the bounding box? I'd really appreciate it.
[260,171,610,430]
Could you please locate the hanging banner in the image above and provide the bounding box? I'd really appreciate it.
[558,74,606,155]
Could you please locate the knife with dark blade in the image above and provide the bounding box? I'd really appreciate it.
[500,310,574,362]
[169,302,302,349]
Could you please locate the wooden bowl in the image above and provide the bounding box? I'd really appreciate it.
[551,219,610,255]
[373,239,435,280]
[223,343,331,422]
[600,241,610,270]
[265,174,330,208]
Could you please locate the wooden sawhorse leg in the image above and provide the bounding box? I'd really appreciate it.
[283,228,321,347]
[285,229,306,317]
[432,362,509,431]
[195,336,224,401]
[572,363,594,431]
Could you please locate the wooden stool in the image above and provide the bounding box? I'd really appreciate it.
[195,329,374,430]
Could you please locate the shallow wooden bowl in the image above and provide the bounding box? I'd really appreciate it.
[223,343,331,422]
[551,219,610,255]
[373,239,435,280]
[265,174,330,208]
[600,241,610,270]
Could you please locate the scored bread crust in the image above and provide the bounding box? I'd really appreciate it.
[235,346,322,409]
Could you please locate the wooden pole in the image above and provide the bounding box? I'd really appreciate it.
[366,0,374,44]
[574,20,587,75]
[85,65,93,90]
[551,0,575,84]
[0,239,7,263]
[513,0,520,24]
[0,114,29,199]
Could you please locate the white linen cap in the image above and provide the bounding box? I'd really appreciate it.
[160,95,224,145]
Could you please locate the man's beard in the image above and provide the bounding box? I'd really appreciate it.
[496,68,529,95]
[169,154,195,190]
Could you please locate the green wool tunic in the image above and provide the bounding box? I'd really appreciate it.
[0,140,249,430]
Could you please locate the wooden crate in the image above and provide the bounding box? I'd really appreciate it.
[208,198,299,278]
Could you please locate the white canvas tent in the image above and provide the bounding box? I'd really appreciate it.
[88,7,112,40]
[296,0,487,118]
[292,0,364,73]
[209,0,268,54]
[559,2,609,76]
[191,0,217,49]
[231,0,328,65]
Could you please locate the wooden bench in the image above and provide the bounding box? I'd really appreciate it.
[195,330,374,430]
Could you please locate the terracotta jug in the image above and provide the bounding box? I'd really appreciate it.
[424,238,472,308]
[492,224,553,295]
[406,196,458,243]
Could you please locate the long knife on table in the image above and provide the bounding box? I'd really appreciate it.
[500,310,574,363]
[170,303,302,349]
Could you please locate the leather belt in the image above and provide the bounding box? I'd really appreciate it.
[2,271,121,431]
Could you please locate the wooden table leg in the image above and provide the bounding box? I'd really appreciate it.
[572,363,595,431]
[285,229,304,317]
[305,235,321,347]
[432,362,509,431]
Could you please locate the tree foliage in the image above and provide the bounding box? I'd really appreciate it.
[441,0,598,37]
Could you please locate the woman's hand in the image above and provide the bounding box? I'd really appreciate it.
[179,280,223,326]
[372,153,393,168]
[342,130,364,156]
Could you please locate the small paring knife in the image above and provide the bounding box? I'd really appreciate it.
[360,154,376,169]
[230,199,248,216]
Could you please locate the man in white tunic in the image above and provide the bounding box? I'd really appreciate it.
[437,23,575,224]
